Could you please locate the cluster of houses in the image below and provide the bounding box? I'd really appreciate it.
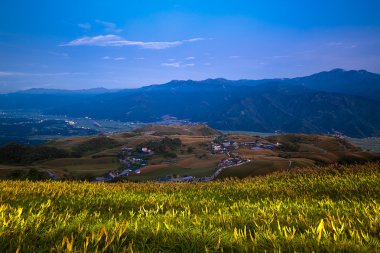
[211,136,240,154]
[331,129,345,139]
[94,167,142,182]
[93,145,154,182]
[94,134,280,183]
[243,141,277,150]
[209,135,279,171]
[218,157,250,168]
[211,135,278,154]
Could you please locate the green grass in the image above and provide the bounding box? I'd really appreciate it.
[0,163,379,252]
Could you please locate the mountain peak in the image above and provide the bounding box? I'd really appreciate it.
[329,68,346,73]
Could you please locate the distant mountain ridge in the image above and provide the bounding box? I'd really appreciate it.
[1,69,380,137]
[16,87,120,95]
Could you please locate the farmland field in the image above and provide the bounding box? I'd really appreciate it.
[0,162,379,252]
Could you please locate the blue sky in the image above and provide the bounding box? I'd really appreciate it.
[0,0,380,92]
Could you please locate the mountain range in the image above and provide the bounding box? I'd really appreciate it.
[1,69,380,137]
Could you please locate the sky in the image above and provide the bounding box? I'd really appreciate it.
[0,0,380,92]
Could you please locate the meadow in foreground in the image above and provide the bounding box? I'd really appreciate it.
[0,163,379,252]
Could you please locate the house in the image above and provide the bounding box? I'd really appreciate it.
[181,176,194,182]
[212,145,222,151]
[94,176,112,182]
[263,144,275,149]
[222,141,231,148]
[118,169,130,176]
[221,141,239,149]
[141,147,151,152]
[244,142,257,147]
[140,147,154,156]
[218,158,250,168]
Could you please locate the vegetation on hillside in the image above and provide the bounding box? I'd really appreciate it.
[0,163,379,252]
[72,136,120,156]
[0,142,70,164]
[137,137,182,158]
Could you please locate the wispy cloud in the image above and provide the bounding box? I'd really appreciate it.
[185,56,196,60]
[96,20,123,33]
[102,56,125,61]
[161,62,195,68]
[60,35,206,49]
[324,42,357,49]
[229,55,240,59]
[325,42,344,47]
[136,57,145,60]
[0,72,16,77]
[49,52,70,59]
[78,23,91,30]
[269,55,290,59]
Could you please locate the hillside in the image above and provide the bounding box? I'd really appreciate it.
[42,69,380,137]
[290,69,380,101]
[1,125,379,181]
[0,163,379,252]
[1,69,380,137]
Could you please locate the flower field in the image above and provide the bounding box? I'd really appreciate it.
[0,163,379,252]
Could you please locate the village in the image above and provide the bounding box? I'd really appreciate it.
[94,134,280,183]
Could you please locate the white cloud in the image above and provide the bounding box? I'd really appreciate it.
[136,57,145,60]
[161,62,195,68]
[60,35,206,50]
[102,56,125,61]
[96,20,123,33]
[161,62,181,68]
[78,23,91,30]
[324,42,357,49]
[185,56,196,60]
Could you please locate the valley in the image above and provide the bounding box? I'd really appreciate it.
[1,125,379,182]
[2,69,380,138]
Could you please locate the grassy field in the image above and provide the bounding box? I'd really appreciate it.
[39,156,120,177]
[0,163,379,252]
